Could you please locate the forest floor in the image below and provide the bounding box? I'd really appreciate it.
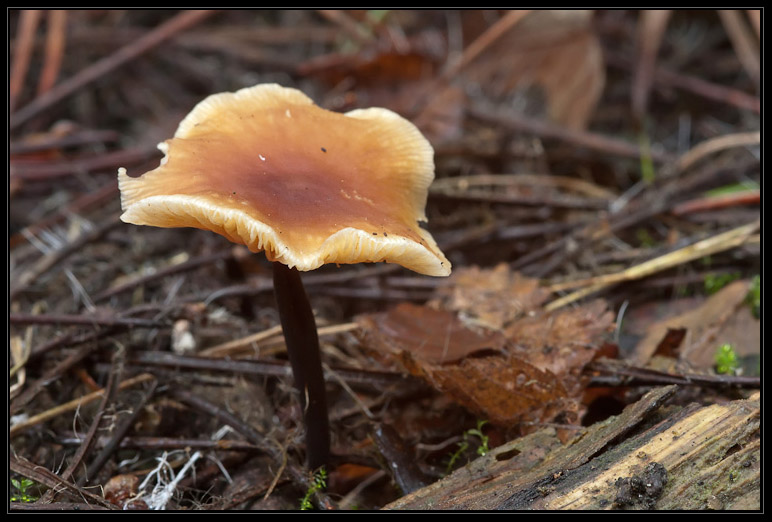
[9,10,760,511]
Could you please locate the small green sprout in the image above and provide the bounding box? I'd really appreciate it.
[10,478,39,503]
[467,420,490,457]
[299,467,327,511]
[715,344,739,375]
[636,228,656,248]
[446,420,490,474]
[638,131,656,184]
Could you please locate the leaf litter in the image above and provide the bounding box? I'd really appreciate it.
[9,9,759,511]
[357,264,614,435]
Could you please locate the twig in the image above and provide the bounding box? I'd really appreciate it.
[431,189,609,210]
[57,434,262,452]
[37,10,67,95]
[79,378,158,486]
[11,502,111,511]
[202,264,399,305]
[199,321,357,358]
[652,63,759,113]
[198,324,284,357]
[10,312,165,329]
[631,10,671,119]
[586,359,760,389]
[671,189,760,216]
[545,220,759,311]
[129,349,413,388]
[10,146,157,181]
[430,173,618,200]
[338,470,387,510]
[469,104,674,163]
[438,10,530,83]
[10,214,123,300]
[10,128,119,155]
[10,455,116,509]
[675,131,760,174]
[10,373,155,437]
[605,50,760,113]
[718,10,760,85]
[9,10,42,113]
[94,249,235,303]
[409,10,530,118]
[10,10,216,130]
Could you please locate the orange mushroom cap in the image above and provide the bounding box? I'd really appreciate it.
[118,84,450,277]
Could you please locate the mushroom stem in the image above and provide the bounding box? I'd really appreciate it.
[272,262,330,470]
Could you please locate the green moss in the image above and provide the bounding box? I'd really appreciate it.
[715,344,739,375]
[299,467,327,510]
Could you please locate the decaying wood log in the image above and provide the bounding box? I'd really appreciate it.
[386,386,759,510]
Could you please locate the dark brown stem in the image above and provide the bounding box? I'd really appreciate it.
[272,262,330,470]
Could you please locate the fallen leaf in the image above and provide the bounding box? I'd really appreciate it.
[505,299,614,396]
[462,10,605,130]
[357,265,613,431]
[357,302,507,365]
[403,352,582,429]
[431,263,550,331]
[630,280,754,368]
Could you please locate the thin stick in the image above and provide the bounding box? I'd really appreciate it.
[671,189,760,216]
[10,10,215,130]
[197,324,284,358]
[10,312,164,329]
[94,249,234,303]
[631,10,671,119]
[10,373,155,437]
[10,10,42,113]
[675,130,760,174]
[469,104,673,163]
[545,220,759,311]
[409,10,530,117]
[439,10,530,82]
[718,10,760,85]
[37,10,67,95]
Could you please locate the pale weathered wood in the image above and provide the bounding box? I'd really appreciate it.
[385,387,759,510]
[385,386,676,509]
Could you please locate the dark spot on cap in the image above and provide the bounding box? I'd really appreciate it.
[321,147,327,153]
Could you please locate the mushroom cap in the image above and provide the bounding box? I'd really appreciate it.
[119,83,450,277]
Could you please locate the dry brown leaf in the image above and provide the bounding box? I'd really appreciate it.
[506,299,614,395]
[357,265,613,430]
[462,10,605,130]
[630,280,754,368]
[406,352,580,428]
[431,263,550,331]
[357,302,507,365]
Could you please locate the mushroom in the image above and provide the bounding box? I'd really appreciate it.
[118,83,451,469]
